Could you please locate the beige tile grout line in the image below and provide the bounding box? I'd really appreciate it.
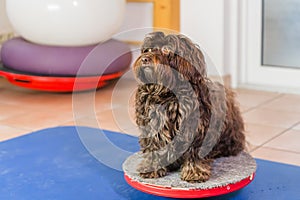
[257,146,300,156]
[249,121,300,153]
[241,93,285,114]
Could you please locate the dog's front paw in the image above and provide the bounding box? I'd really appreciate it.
[137,163,167,178]
[139,168,167,179]
[181,160,212,183]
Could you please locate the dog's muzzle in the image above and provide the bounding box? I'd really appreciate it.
[136,54,157,83]
[139,65,155,83]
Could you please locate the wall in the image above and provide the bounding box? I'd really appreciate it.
[181,0,226,76]
[119,0,232,79]
[120,0,233,79]
[0,0,12,34]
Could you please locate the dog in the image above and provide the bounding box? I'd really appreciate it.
[133,32,245,183]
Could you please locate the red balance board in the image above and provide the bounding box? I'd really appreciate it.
[124,173,255,199]
[123,152,256,199]
[0,64,126,92]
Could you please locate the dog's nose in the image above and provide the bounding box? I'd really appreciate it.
[141,56,151,65]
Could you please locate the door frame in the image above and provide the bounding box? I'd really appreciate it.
[237,0,300,93]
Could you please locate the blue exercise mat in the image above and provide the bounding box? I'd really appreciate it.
[0,126,299,200]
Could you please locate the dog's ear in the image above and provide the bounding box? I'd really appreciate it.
[165,34,207,82]
[171,55,199,83]
[178,35,207,77]
[164,34,180,55]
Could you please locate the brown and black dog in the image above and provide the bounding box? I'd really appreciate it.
[133,32,245,182]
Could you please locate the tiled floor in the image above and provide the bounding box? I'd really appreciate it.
[1,77,300,167]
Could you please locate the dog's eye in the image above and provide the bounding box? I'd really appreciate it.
[142,48,152,53]
[161,46,171,55]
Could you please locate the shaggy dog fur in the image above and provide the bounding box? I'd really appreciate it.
[133,32,245,183]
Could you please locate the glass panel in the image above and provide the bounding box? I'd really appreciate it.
[262,0,300,68]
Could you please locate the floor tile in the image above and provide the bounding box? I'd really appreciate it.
[123,127,140,137]
[0,109,73,131]
[71,116,104,129]
[73,91,111,119]
[0,103,28,120]
[235,88,281,96]
[110,79,137,109]
[0,125,29,142]
[240,105,252,113]
[251,147,300,166]
[245,142,257,152]
[263,129,300,153]
[261,94,300,113]
[292,123,300,130]
[235,88,281,109]
[71,108,132,133]
[243,108,300,129]
[96,107,136,132]
[60,120,77,127]
[244,123,286,147]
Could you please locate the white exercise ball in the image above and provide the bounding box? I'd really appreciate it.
[6,0,126,46]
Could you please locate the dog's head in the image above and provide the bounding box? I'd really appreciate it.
[133,32,207,88]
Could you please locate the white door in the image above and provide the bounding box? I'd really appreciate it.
[241,0,300,92]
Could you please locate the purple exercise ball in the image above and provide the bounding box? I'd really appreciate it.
[1,37,132,76]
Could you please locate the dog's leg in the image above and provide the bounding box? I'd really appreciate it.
[179,123,216,182]
[137,151,168,178]
[181,158,213,182]
[136,93,179,179]
[136,108,170,178]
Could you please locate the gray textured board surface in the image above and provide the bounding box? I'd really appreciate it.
[123,152,256,190]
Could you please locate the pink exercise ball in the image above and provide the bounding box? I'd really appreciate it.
[6,0,126,46]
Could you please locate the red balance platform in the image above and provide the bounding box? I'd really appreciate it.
[0,64,126,92]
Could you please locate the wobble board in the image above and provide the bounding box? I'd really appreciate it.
[123,152,256,198]
[0,64,126,92]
